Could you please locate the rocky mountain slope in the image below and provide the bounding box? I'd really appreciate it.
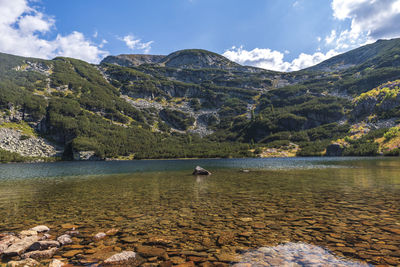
[1,38,400,161]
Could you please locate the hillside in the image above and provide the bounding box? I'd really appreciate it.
[1,38,400,161]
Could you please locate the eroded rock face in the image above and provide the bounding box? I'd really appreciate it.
[101,54,165,67]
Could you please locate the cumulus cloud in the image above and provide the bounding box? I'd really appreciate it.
[225,0,400,72]
[0,0,108,63]
[121,35,154,54]
[328,0,400,50]
[223,46,337,72]
[120,34,154,54]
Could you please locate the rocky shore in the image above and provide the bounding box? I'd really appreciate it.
[0,128,61,158]
[0,224,376,266]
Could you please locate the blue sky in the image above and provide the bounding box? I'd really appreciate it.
[1,0,400,71]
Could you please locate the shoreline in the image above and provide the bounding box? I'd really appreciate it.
[0,154,392,165]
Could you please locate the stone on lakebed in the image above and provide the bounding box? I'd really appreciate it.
[103,251,145,266]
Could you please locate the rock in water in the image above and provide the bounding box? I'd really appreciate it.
[103,251,144,266]
[57,234,72,245]
[49,259,65,267]
[30,225,50,233]
[7,258,39,267]
[93,232,106,241]
[3,236,39,256]
[192,166,211,175]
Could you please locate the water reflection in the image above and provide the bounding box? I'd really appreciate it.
[240,242,371,266]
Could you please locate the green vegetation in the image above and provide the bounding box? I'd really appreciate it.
[0,121,37,136]
[2,38,400,162]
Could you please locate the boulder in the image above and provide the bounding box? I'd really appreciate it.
[0,234,19,254]
[3,235,39,256]
[103,251,145,266]
[192,166,211,175]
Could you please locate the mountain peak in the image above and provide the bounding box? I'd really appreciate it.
[159,49,241,70]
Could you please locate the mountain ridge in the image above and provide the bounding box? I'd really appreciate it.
[1,38,400,162]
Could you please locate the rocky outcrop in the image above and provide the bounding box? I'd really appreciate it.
[101,54,165,67]
[72,150,102,161]
[352,80,400,119]
[0,128,61,158]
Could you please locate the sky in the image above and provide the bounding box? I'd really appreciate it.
[0,0,400,72]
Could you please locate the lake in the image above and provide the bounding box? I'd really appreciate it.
[0,157,399,266]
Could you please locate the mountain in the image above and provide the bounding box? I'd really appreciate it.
[307,38,400,72]
[1,38,400,162]
[102,54,165,67]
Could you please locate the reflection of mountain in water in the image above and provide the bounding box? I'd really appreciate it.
[239,242,370,266]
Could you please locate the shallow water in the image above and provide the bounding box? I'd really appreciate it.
[0,157,399,265]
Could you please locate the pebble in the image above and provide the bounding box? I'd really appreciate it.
[49,259,65,267]
[93,232,106,241]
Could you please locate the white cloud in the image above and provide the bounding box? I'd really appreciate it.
[0,0,108,63]
[325,30,336,45]
[223,46,337,72]
[121,35,154,54]
[328,0,400,50]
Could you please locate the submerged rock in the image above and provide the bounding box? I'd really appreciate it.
[30,225,50,233]
[49,259,65,267]
[103,251,144,266]
[3,235,39,256]
[22,247,58,260]
[192,166,211,175]
[57,234,72,245]
[94,232,106,241]
[28,240,60,251]
[6,258,39,267]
